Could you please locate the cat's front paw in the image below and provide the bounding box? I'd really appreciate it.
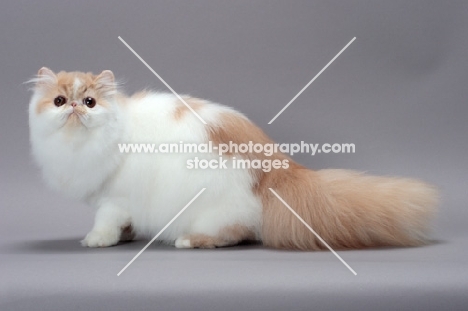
[81,230,120,247]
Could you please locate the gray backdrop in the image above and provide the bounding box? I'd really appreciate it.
[1,1,467,310]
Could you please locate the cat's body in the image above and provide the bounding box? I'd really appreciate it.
[29,68,438,250]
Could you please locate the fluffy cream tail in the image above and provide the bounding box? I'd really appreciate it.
[259,167,438,250]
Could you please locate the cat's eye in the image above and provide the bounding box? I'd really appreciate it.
[54,96,67,107]
[83,97,96,108]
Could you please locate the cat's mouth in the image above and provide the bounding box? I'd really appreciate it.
[66,108,87,126]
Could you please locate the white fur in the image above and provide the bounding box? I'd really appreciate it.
[73,78,82,99]
[29,91,124,199]
[175,238,192,248]
[29,91,262,247]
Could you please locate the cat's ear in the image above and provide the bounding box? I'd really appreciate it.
[33,67,57,88]
[94,70,116,96]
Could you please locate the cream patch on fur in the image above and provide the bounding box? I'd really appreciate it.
[173,97,205,121]
[257,167,438,250]
[208,110,438,250]
[131,91,151,100]
[174,224,255,248]
[36,98,52,114]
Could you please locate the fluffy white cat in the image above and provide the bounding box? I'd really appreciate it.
[28,67,438,250]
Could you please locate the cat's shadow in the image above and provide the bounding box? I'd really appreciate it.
[6,238,263,254]
[5,238,445,254]
[6,238,139,254]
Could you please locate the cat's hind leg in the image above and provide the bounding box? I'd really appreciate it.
[175,225,256,249]
[120,225,135,242]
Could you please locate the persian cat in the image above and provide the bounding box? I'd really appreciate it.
[28,67,438,250]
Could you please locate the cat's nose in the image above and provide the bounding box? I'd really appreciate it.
[71,102,78,107]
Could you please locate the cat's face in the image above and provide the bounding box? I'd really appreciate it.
[29,67,118,132]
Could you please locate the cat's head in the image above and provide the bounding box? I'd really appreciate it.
[29,67,120,132]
